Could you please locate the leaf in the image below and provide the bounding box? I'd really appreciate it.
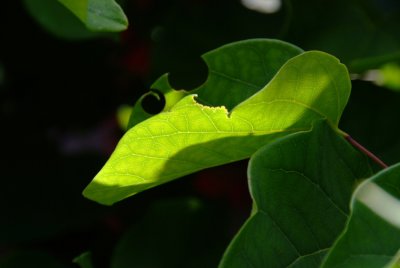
[128,39,303,128]
[57,0,128,32]
[192,39,304,110]
[83,50,351,205]
[322,163,400,268]
[116,105,133,130]
[23,0,103,40]
[23,0,127,40]
[127,74,188,129]
[218,120,373,268]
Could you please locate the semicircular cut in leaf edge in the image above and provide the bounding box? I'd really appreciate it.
[83,50,351,205]
[219,120,374,268]
[192,39,304,110]
[128,39,303,128]
[127,74,189,129]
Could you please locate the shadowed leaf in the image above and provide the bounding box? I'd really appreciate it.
[219,120,373,268]
[323,163,400,268]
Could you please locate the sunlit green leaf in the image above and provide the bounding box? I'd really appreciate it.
[219,120,373,268]
[322,163,400,268]
[127,74,188,129]
[128,40,302,128]
[84,47,351,205]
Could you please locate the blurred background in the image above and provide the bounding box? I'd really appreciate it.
[1,0,400,267]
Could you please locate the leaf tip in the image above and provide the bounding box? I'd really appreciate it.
[82,181,116,206]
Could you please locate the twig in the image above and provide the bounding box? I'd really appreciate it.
[344,135,388,169]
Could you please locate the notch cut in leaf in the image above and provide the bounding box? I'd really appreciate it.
[128,39,303,128]
[127,74,188,129]
[83,47,351,205]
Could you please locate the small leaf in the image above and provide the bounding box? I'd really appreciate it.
[219,120,373,268]
[58,0,128,32]
[84,47,351,205]
[322,163,400,268]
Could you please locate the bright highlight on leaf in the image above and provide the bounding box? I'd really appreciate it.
[128,39,303,128]
[356,182,400,228]
[83,39,351,205]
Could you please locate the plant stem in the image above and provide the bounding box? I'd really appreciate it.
[344,135,388,169]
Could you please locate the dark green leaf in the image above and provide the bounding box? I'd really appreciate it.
[192,39,303,110]
[23,0,127,40]
[322,163,400,267]
[58,0,128,32]
[219,120,373,268]
[23,0,103,40]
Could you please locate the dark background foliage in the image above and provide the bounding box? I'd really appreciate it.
[1,0,399,267]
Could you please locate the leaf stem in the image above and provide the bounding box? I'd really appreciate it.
[344,135,388,169]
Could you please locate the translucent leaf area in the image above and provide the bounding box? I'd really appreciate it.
[219,120,373,268]
[83,40,351,205]
[128,39,303,128]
